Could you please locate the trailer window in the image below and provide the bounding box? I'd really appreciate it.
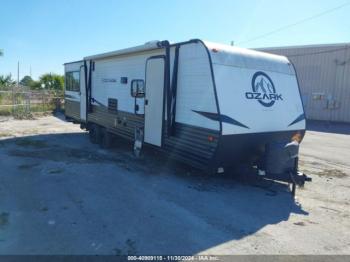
[131,79,145,97]
[65,71,80,92]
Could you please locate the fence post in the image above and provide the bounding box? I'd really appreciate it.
[12,85,15,115]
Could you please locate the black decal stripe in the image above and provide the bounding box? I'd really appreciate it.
[192,110,249,129]
[288,113,305,127]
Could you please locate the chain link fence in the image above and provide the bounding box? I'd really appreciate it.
[0,86,64,119]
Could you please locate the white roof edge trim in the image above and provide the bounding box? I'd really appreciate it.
[63,60,84,66]
[211,62,295,75]
[203,41,290,64]
[84,41,163,61]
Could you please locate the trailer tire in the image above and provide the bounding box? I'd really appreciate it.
[89,124,99,144]
[100,128,113,149]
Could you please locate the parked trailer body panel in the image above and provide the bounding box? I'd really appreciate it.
[206,42,305,135]
[64,39,308,186]
[85,41,220,169]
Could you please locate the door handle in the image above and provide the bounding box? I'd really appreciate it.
[145,99,148,105]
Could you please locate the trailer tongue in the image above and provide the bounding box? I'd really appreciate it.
[263,138,312,196]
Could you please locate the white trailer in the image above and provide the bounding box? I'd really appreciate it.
[64,39,311,191]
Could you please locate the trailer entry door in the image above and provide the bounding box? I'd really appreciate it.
[144,56,165,147]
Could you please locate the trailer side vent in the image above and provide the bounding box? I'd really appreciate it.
[108,98,118,113]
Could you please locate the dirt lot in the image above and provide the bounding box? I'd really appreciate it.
[0,114,349,255]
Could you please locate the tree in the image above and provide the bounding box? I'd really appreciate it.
[39,73,64,92]
[20,75,34,87]
[0,49,3,56]
[0,74,16,89]
[29,80,41,90]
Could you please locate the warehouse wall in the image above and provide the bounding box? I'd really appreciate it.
[259,44,350,123]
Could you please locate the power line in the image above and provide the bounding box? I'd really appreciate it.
[238,2,350,45]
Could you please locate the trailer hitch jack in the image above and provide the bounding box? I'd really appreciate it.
[290,171,312,197]
[134,127,144,157]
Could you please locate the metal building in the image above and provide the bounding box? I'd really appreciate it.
[258,43,350,123]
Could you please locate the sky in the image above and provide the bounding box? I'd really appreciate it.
[0,0,350,80]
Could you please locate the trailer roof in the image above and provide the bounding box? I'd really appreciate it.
[84,41,162,61]
[63,60,84,66]
[64,39,295,75]
[204,41,293,75]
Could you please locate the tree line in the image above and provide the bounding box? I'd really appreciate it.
[0,73,64,93]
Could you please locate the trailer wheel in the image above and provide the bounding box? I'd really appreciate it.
[100,128,113,149]
[89,124,99,144]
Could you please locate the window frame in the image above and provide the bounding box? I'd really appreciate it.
[131,79,145,98]
[65,71,80,92]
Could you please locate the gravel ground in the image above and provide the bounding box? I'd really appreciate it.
[0,114,349,255]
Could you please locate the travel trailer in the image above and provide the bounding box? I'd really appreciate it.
[64,39,311,193]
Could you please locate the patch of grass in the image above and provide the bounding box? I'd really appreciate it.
[0,212,9,226]
[15,138,48,148]
[317,169,347,178]
[0,107,12,116]
[13,112,34,120]
[0,104,56,118]
[0,133,12,138]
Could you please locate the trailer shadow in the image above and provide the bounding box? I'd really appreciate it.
[307,120,350,135]
[0,132,308,254]
[52,111,67,122]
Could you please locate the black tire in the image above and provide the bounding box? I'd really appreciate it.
[99,128,113,149]
[89,124,99,144]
